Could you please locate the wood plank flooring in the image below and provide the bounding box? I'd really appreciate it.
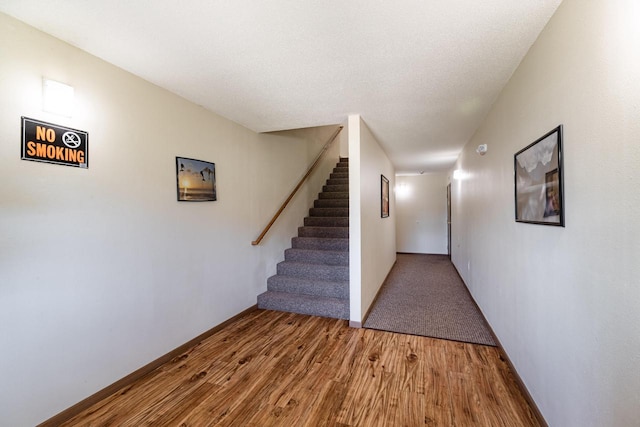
[60,309,540,426]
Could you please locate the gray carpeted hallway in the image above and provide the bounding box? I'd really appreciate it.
[364,253,496,346]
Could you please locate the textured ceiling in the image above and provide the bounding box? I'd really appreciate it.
[0,0,561,174]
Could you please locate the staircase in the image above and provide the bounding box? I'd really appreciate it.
[257,158,349,319]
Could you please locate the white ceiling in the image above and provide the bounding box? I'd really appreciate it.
[0,0,561,174]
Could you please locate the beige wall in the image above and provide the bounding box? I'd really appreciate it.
[451,1,640,426]
[395,173,448,254]
[348,115,396,323]
[0,13,340,426]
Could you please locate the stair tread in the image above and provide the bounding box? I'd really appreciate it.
[309,211,349,213]
[326,179,349,185]
[278,260,349,268]
[314,199,349,208]
[268,275,349,286]
[293,236,349,241]
[304,217,349,227]
[323,185,349,191]
[318,192,349,199]
[292,237,349,251]
[298,226,349,238]
[285,248,349,256]
[284,248,349,266]
[259,290,347,302]
[277,261,349,281]
[309,207,349,217]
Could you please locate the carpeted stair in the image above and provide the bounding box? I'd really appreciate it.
[258,158,349,319]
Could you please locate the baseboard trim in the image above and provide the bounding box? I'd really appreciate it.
[451,264,548,427]
[38,305,258,427]
[396,251,448,255]
[356,258,398,328]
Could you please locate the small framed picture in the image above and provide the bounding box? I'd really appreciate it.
[514,125,564,226]
[381,174,389,218]
[176,156,216,202]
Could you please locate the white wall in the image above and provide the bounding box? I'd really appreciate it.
[451,1,640,426]
[0,14,340,426]
[348,116,363,323]
[338,117,349,158]
[349,115,396,323]
[395,173,448,254]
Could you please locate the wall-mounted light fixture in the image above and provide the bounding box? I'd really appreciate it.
[453,169,465,180]
[43,78,74,117]
[395,182,411,198]
[476,144,488,156]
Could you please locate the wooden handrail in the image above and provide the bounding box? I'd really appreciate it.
[252,126,344,245]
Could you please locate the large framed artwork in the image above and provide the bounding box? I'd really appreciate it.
[381,174,389,218]
[514,125,564,226]
[176,156,217,202]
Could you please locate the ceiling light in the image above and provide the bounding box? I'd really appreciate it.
[43,78,74,117]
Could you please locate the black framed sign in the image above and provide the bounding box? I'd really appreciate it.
[176,156,217,202]
[514,125,564,226]
[21,117,88,168]
[381,174,389,218]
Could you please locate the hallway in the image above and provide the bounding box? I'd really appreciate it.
[364,254,495,346]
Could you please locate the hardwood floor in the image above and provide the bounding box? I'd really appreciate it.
[60,309,540,426]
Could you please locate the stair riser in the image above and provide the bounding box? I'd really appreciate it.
[267,276,349,299]
[314,199,349,208]
[304,217,349,227]
[326,178,349,186]
[277,262,349,281]
[298,227,349,238]
[292,237,349,251]
[318,192,349,200]
[323,185,349,192]
[332,167,349,174]
[284,249,349,266]
[257,292,349,319]
[309,208,349,217]
[329,173,349,180]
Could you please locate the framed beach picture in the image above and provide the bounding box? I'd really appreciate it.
[514,125,564,226]
[176,156,217,202]
[381,174,389,218]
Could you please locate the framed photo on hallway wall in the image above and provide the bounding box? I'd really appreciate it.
[176,156,217,202]
[514,125,564,226]
[381,174,390,218]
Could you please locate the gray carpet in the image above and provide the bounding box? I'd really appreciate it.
[364,254,496,346]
